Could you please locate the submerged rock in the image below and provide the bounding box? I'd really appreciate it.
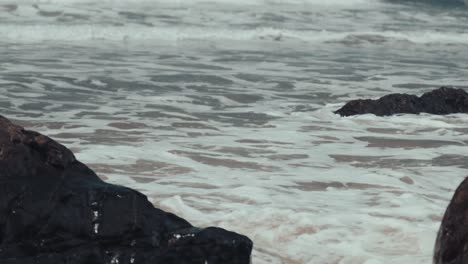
[0,115,252,264]
[335,87,468,116]
[434,177,468,264]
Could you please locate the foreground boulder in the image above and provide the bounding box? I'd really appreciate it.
[335,87,468,116]
[0,115,252,264]
[434,177,468,264]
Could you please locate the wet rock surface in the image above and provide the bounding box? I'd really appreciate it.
[434,177,468,264]
[335,87,468,116]
[0,115,252,264]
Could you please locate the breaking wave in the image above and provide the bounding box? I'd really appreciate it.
[2,24,468,45]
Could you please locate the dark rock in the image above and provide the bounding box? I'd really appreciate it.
[0,115,252,264]
[434,177,468,264]
[335,87,468,116]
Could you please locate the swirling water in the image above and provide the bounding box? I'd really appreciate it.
[2,0,468,263]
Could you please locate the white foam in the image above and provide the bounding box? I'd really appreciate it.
[2,23,468,45]
[0,0,377,7]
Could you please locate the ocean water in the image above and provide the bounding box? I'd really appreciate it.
[2,0,468,263]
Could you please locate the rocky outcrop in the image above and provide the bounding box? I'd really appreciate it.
[335,87,468,116]
[0,115,252,264]
[434,177,468,264]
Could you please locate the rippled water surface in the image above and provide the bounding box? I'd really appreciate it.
[2,0,468,263]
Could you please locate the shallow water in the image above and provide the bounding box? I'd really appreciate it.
[2,0,468,263]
